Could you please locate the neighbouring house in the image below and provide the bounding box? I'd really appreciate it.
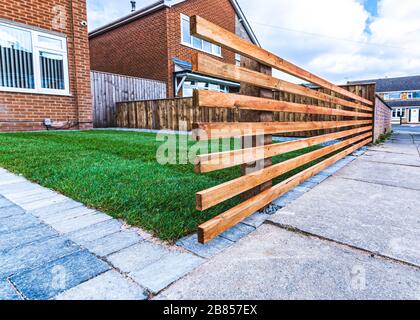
[89,0,259,98]
[0,0,92,132]
[349,76,420,124]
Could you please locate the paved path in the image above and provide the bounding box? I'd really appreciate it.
[158,132,420,300]
[0,170,205,300]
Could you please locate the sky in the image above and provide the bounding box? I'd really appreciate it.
[87,0,420,84]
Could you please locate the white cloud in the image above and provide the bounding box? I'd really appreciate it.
[238,0,420,83]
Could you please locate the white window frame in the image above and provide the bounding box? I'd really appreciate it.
[0,21,70,96]
[180,14,222,58]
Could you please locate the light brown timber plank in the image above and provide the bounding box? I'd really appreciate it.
[196,132,371,211]
[191,15,373,106]
[195,126,372,173]
[194,90,372,118]
[192,120,372,140]
[197,137,372,243]
[192,54,372,112]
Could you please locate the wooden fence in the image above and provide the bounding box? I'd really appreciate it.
[189,16,374,243]
[117,97,244,131]
[91,71,166,128]
[117,81,375,136]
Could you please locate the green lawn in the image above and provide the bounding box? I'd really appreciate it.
[0,130,325,241]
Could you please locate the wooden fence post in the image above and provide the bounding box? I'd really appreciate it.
[239,57,273,202]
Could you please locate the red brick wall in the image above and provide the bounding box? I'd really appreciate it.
[89,0,236,98]
[0,0,92,132]
[166,0,236,96]
[89,9,169,84]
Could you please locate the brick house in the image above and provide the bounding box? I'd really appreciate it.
[0,0,92,132]
[349,76,420,124]
[89,0,259,98]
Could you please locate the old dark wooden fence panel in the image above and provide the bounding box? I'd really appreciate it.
[91,71,166,128]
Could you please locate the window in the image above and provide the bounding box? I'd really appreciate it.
[180,14,222,56]
[235,53,241,66]
[407,91,420,99]
[383,92,402,100]
[392,108,406,118]
[0,21,69,95]
[182,80,228,97]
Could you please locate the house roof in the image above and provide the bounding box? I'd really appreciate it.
[89,0,260,46]
[385,100,420,108]
[348,75,420,92]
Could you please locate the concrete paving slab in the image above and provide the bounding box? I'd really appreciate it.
[0,181,41,196]
[273,190,306,207]
[130,252,204,294]
[268,177,420,266]
[220,223,255,242]
[12,191,59,205]
[0,236,80,279]
[369,143,419,155]
[176,234,234,259]
[0,204,25,218]
[106,241,169,273]
[0,224,57,252]
[10,250,109,300]
[0,177,26,186]
[67,219,123,245]
[306,173,330,184]
[21,195,68,211]
[41,207,96,224]
[55,270,147,300]
[242,212,270,228]
[83,230,143,257]
[30,200,83,218]
[4,189,49,201]
[298,180,318,189]
[0,212,40,233]
[0,279,21,300]
[335,159,420,190]
[158,224,420,300]
[51,212,112,234]
[359,150,420,167]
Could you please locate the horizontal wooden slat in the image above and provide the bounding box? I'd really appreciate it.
[197,138,371,243]
[195,126,372,173]
[192,120,372,140]
[194,90,372,118]
[192,54,372,112]
[196,132,371,211]
[191,15,373,106]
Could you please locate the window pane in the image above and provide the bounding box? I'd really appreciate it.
[388,92,401,99]
[181,17,191,44]
[212,45,221,55]
[192,36,202,49]
[0,24,34,89]
[40,51,64,90]
[38,35,63,50]
[203,40,212,53]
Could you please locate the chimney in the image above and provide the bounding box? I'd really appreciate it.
[131,1,136,12]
